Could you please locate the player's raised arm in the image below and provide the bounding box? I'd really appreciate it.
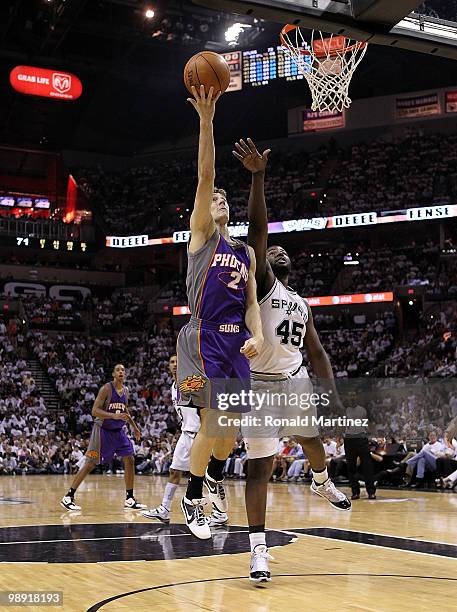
[240,246,263,359]
[233,138,274,296]
[188,85,222,254]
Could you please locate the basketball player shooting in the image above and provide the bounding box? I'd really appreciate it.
[233,138,350,582]
[177,85,263,539]
[141,354,228,526]
[60,364,146,511]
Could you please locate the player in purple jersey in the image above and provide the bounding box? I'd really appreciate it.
[177,86,263,539]
[60,364,147,511]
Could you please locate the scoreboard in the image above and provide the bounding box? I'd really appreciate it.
[242,45,310,86]
[223,45,311,90]
[1,236,91,252]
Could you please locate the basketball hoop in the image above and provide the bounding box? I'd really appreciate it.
[280,25,368,113]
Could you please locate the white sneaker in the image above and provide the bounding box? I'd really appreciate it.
[124,497,147,510]
[311,478,352,511]
[60,495,81,511]
[204,470,228,513]
[206,505,228,526]
[181,496,211,539]
[250,544,273,583]
[141,505,170,523]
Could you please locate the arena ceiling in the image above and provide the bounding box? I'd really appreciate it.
[0,0,456,155]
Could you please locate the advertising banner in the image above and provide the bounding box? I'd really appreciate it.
[396,93,440,119]
[303,109,345,131]
[10,66,83,100]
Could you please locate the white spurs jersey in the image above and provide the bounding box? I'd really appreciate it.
[172,381,200,433]
[251,278,309,375]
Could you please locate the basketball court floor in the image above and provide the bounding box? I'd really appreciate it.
[1,475,456,611]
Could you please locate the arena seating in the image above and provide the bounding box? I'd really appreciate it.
[76,127,457,235]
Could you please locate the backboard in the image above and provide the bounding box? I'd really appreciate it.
[192,0,457,59]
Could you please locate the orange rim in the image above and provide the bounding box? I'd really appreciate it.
[280,24,367,59]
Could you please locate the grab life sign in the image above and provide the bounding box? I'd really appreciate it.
[10,66,82,100]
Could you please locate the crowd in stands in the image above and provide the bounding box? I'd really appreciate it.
[28,324,177,437]
[325,130,457,217]
[2,237,457,489]
[76,144,326,236]
[267,430,457,490]
[384,304,457,378]
[1,296,457,488]
[420,0,457,22]
[76,127,457,235]
[25,296,84,332]
[344,240,442,294]
[93,292,150,332]
[309,312,396,378]
[288,248,343,297]
[155,238,457,304]
[0,334,63,475]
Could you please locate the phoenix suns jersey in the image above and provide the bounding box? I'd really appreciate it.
[186,229,250,324]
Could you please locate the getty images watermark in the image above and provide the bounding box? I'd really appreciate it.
[215,389,369,429]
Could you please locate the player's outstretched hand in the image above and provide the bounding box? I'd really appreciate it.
[133,426,141,442]
[187,84,222,122]
[240,335,263,359]
[233,138,271,174]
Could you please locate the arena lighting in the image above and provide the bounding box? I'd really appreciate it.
[225,23,252,46]
[145,8,155,19]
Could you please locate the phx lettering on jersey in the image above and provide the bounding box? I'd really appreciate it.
[212,253,249,283]
[108,402,126,413]
[272,298,308,320]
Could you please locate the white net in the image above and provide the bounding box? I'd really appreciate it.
[280,26,368,113]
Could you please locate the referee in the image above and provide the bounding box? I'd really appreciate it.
[344,394,376,500]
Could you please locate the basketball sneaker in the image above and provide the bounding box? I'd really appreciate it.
[249,544,273,583]
[204,470,228,513]
[140,505,170,523]
[310,478,352,510]
[60,495,81,511]
[207,505,228,527]
[124,497,147,510]
[181,496,211,539]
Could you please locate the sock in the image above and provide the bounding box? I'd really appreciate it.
[67,488,76,498]
[249,528,266,552]
[312,467,329,485]
[186,474,204,500]
[207,455,226,481]
[126,489,134,499]
[162,482,178,511]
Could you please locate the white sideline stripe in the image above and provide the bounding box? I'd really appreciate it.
[1,561,49,564]
[290,532,457,560]
[285,527,457,547]
[0,529,251,546]
[98,560,146,563]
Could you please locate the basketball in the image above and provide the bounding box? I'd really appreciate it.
[183,51,231,97]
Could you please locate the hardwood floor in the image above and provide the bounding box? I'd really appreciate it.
[1,475,456,612]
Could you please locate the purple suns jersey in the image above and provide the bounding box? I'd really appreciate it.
[187,230,251,324]
[95,382,128,431]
